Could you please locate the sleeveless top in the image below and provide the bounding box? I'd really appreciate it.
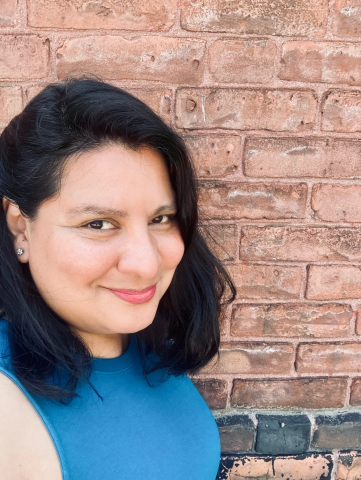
[0,319,220,480]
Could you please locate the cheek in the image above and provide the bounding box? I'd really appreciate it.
[159,231,185,270]
[29,232,114,286]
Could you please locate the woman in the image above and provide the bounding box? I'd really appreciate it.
[0,79,235,480]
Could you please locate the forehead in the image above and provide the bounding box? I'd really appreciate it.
[56,144,175,210]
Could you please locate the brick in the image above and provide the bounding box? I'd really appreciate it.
[204,343,294,375]
[180,0,328,37]
[0,36,49,80]
[28,0,177,31]
[56,36,206,85]
[307,265,361,300]
[191,379,228,409]
[184,135,241,179]
[337,452,361,480]
[218,454,333,480]
[199,182,307,220]
[322,90,361,132]
[176,88,317,131]
[312,413,361,449]
[334,0,361,38]
[231,378,347,409]
[0,0,17,26]
[350,378,361,405]
[23,85,46,105]
[280,41,361,86]
[312,184,361,223]
[0,86,22,125]
[244,137,361,178]
[124,87,173,124]
[231,303,352,338]
[297,343,361,373]
[216,415,255,453]
[199,223,237,263]
[228,264,303,300]
[208,38,276,84]
[256,415,311,455]
[241,226,361,262]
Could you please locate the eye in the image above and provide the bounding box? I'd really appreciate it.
[150,215,173,224]
[84,220,115,230]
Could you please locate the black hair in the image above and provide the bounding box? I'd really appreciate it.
[0,78,236,402]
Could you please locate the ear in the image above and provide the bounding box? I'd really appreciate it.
[2,198,29,263]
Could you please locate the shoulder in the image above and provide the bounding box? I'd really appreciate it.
[0,361,62,479]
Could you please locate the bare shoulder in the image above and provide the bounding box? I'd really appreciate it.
[0,371,62,480]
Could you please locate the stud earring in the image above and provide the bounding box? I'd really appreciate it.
[16,248,24,256]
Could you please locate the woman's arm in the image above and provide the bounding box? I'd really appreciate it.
[0,372,62,480]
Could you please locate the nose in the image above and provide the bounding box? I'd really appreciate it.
[116,230,161,280]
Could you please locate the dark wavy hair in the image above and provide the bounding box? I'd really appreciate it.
[0,78,236,403]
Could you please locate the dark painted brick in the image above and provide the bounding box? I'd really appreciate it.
[256,415,311,455]
[312,413,361,450]
[216,414,256,454]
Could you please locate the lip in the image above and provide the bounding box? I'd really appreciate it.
[108,284,157,305]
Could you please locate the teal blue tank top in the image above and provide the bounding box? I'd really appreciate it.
[0,320,220,479]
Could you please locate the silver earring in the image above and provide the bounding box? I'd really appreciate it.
[16,248,24,256]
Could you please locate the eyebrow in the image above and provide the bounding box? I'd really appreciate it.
[65,203,177,218]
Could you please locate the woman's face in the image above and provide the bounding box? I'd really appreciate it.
[10,144,185,355]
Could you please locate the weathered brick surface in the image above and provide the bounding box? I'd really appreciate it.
[218,454,333,480]
[204,343,294,375]
[0,86,23,124]
[28,0,177,31]
[216,415,255,453]
[231,303,352,338]
[184,135,241,178]
[322,90,361,132]
[280,41,361,86]
[312,413,361,449]
[350,378,361,405]
[337,452,361,480]
[334,0,361,38]
[256,415,311,455]
[56,36,206,84]
[23,85,46,105]
[244,137,361,178]
[199,223,238,263]
[199,182,307,220]
[176,88,317,131]
[227,264,303,300]
[0,0,17,26]
[191,379,228,409]
[124,87,173,124]
[0,36,49,80]
[219,453,334,480]
[297,343,361,373]
[307,265,361,300]
[241,226,361,262]
[208,39,276,84]
[180,0,328,37]
[312,184,361,223]
[231,378,347,409]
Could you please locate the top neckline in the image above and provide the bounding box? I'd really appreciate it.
[91,333,138,373]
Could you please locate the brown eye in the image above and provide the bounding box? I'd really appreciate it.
[151,215,171,224]
[86,220,114,230]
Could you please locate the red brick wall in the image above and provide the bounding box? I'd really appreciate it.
[2,0,361,477]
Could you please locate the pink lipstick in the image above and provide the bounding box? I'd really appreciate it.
[108,284,157,305]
